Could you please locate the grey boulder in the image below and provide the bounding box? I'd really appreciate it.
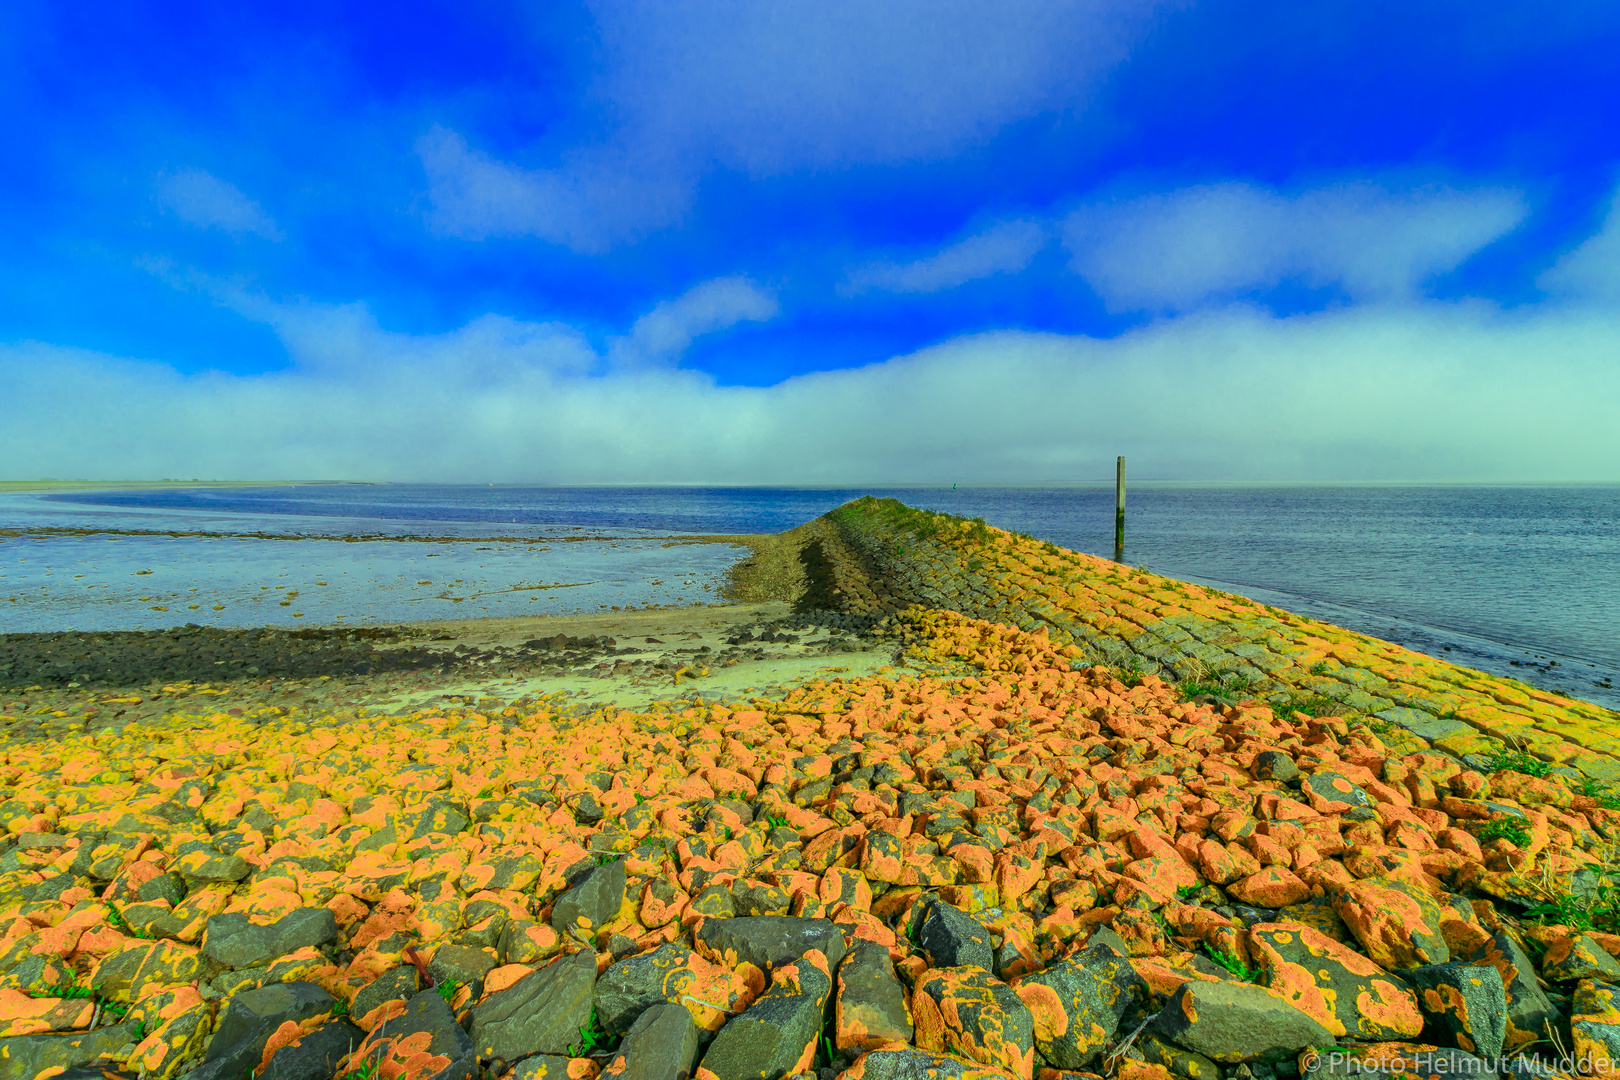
[603,1002,701,1080]
[259,1018,363,1080]
[550,858,627,941]
[696,915,847,975]
[350,989,475,1080]
[915,902,993,972]
[202,908,338,970]
[469,948,597,1062]
[1013,941,1148,1067]
[696,949,835,1080]
[1151,979,1335,1064]
[186,982,335,1080]
[835,940,913,1052]
[1408,961,1508,1060]
[0,1019,145,1080]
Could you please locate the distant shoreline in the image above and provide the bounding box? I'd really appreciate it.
[6,479,1614,494]
[0,479,363,495]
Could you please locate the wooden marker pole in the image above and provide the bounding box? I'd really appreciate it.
[1114,456,1126,561]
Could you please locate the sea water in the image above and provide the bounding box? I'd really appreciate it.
[2,483,1615,709]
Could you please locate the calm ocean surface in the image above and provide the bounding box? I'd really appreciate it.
[2,484,1615,709]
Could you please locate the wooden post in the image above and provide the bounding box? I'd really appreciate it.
[1114,456,1126,561]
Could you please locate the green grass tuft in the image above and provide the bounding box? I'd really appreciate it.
[567,1005,613,1057]
[1278,693,1352,718]
[1479,817,1532,848]
[1581,778,1620,811]
[1178,671,1256,704]
[1201,942,1258,981]
[1481,748,1552,778]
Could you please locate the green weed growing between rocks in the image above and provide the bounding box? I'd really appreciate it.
[1201,943,1258,982]
[1482,746,1553,778]
[1116,657,1149,688]
[1480,817,1532,847]
[1279,692,1353,718]
[815,1019,842,1072]
[345,1051,380,1080]
[834,497,951,545]
[104,901,149,939]
[1522,841,1620,934]
[1178,670,1256,704]
[1581,778,1620,811]
[568,1005,613,1057]
[1523,891,1616,933]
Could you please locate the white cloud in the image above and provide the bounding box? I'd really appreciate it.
[843,220,1048,294]
[4,298,1616,484]
[416,127,688,251]
[591,0,1171,173]
[419,1,1175,248]
[156,169,283,240]
[611,276,778,364]
[1538,192,1620,301]
[1063,181,1527,311]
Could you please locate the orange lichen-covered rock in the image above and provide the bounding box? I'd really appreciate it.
[1542,933,1620,984]
[1149,979,1335,1064]
[1227,867,1312,908]
[595,941,760,1036]
[0,986,95,1036]
[1194,840,1244,886]
[1248,921,1423,1040]
[1013,942,1147,1069]
[1571,979,1620,1077]
[1331,878,1450,970]
[90,939,205,1004]
[1308,1042,1499,1080]
[124,998,214,1080]
[997,850,1049,904]
[348,987,472,1080]
[912,966,1037,1080]
[1117,1060,1175,1080]
[693,949,832,1080]
[952,844,996,885]
[1407,961,1507,1059]
[820,868,873,913]
[1468,927,1560,1052]
[836,940,914,1052]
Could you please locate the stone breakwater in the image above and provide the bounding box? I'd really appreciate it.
[0,500,1619,1080]
[809,498,1620,783]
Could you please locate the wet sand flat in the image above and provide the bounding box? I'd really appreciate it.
[0,601,923,741]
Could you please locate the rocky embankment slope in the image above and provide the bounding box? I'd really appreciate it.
[805,499,1620,784]
[2,498,1619,1080]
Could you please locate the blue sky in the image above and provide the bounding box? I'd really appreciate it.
[2,1,1618,482]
